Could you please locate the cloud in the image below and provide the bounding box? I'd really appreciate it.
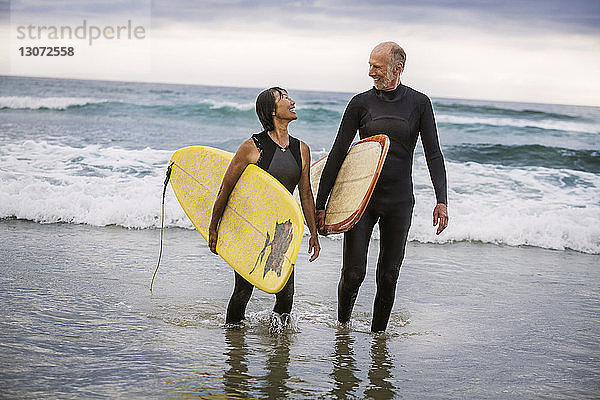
[148,0,600,35]
[6,0,600,35]
[9,0,150,24]
[2,1,599,105]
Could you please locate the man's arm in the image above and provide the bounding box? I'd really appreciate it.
[419,96,448,234]
[315,97,361,233]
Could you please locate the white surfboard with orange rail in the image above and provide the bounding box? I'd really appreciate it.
[297,134,390,234]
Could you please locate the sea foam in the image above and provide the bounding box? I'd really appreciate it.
[1,140,598,254]
[0,141,191,229]
[199,99,254,111]
[410,155,600,253]
[0,96,108,110]
[436,114,599,134]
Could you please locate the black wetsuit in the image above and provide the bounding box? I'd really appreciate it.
[226,131,302,324]
[316,84,447,332]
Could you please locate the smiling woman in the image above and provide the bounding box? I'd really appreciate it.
[208,86,321,326]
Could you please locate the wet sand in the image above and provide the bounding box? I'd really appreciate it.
[1,219,598,398]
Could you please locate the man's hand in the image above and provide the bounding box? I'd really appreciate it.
[316,209,328,236]
[433,203,448,235]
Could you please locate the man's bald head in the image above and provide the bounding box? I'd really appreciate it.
[369,41,406,90]
[372,41,406,71]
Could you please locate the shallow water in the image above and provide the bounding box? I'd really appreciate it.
[1,220,598,398]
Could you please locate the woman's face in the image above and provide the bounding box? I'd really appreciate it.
[273,90,297,121]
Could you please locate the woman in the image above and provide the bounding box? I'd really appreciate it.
[209,87,320,325]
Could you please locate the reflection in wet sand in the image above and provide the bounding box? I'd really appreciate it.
[263,335,292,399]
[223,327,251,398]
[224,318,296,399]
[366,335,396,399]
[330,330,361,398]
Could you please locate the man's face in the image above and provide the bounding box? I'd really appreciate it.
[368,49,399,91]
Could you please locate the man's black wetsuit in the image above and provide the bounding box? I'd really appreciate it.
[226,131,303,324]
[316,83,447,332]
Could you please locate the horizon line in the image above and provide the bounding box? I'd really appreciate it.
[2,73,599,109]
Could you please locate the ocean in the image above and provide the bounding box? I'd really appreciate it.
[1,75,599,398]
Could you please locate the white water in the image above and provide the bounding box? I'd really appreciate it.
[0,96,108,110]
[436,114,599,134]
[2,140,598,253]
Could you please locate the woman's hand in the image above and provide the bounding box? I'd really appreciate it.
[308,234,320,262]
[208,222,219,254]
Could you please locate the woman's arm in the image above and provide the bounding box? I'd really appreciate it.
[208,139,259,253]
[298,141,320,261]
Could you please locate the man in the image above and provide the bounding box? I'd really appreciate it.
[316,41,448,332]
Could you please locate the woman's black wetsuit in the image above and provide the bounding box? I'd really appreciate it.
[316,84,447,332]
[226,131,303,324]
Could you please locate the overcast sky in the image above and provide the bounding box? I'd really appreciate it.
[2,0,599,106]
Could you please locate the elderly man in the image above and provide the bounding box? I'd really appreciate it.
[316,41,448,332]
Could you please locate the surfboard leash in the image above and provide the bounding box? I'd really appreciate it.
[150,161,174,293]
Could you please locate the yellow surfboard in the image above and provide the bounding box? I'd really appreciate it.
[296,134,389,234]
[168,146,304,294]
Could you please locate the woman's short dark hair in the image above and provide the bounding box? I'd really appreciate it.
[256,87,286,132]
